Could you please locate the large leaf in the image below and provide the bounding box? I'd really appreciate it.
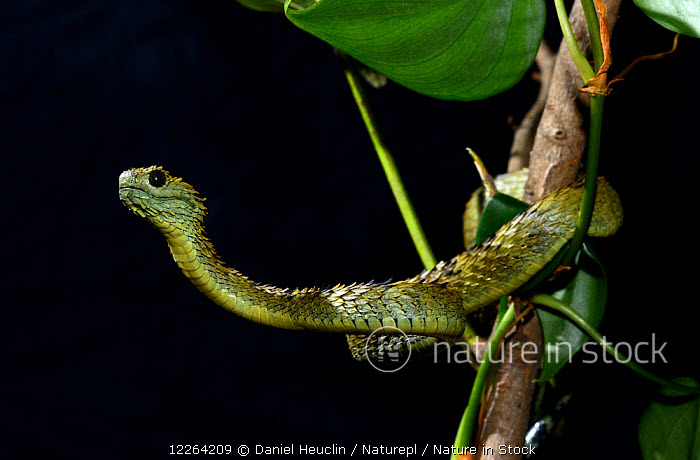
[285,0,545,101]
[633,0,700,38]
[638,377,700,460]
[537,244,608,382]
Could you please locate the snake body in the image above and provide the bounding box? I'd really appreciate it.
[119,166,622,358]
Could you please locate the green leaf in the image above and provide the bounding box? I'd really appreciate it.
[536,243,607,382]
[633,0,700,38]
[639,377,700,460]
[474,193,528,245]
[285,0,545,101]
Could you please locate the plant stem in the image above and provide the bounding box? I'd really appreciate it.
[532,293,700,395]
[339,53,437,270]
[553,0,595,82]
[451,304,517,458]
[580,0,603,71]
[562,94,603,266]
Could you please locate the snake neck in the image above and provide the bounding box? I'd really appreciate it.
[158,217,296,328]
[156,217,469,338]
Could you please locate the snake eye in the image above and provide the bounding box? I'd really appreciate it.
[148,170,166,188]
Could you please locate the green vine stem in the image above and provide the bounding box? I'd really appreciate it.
[532,293,700,396]
[554,0,604,266]
[562,94,603,266]
[339,52,437,270]
[451,302,517,459]
[554,0,595,82]
[580,0,604,71]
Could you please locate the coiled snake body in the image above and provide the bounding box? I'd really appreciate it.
[119,166,622,359]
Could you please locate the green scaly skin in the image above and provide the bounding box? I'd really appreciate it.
[119,166,622,359]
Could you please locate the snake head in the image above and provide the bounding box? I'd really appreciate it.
[119,166,207,229]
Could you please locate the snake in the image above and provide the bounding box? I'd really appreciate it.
[118,166,622,360]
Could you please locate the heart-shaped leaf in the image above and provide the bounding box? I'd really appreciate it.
[537,243,608,382]
[285,0,545,101]
[633,0,700,38]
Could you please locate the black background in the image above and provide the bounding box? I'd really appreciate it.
[3,1,699,459]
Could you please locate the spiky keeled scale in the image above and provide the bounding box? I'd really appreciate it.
[119,167,622,359]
